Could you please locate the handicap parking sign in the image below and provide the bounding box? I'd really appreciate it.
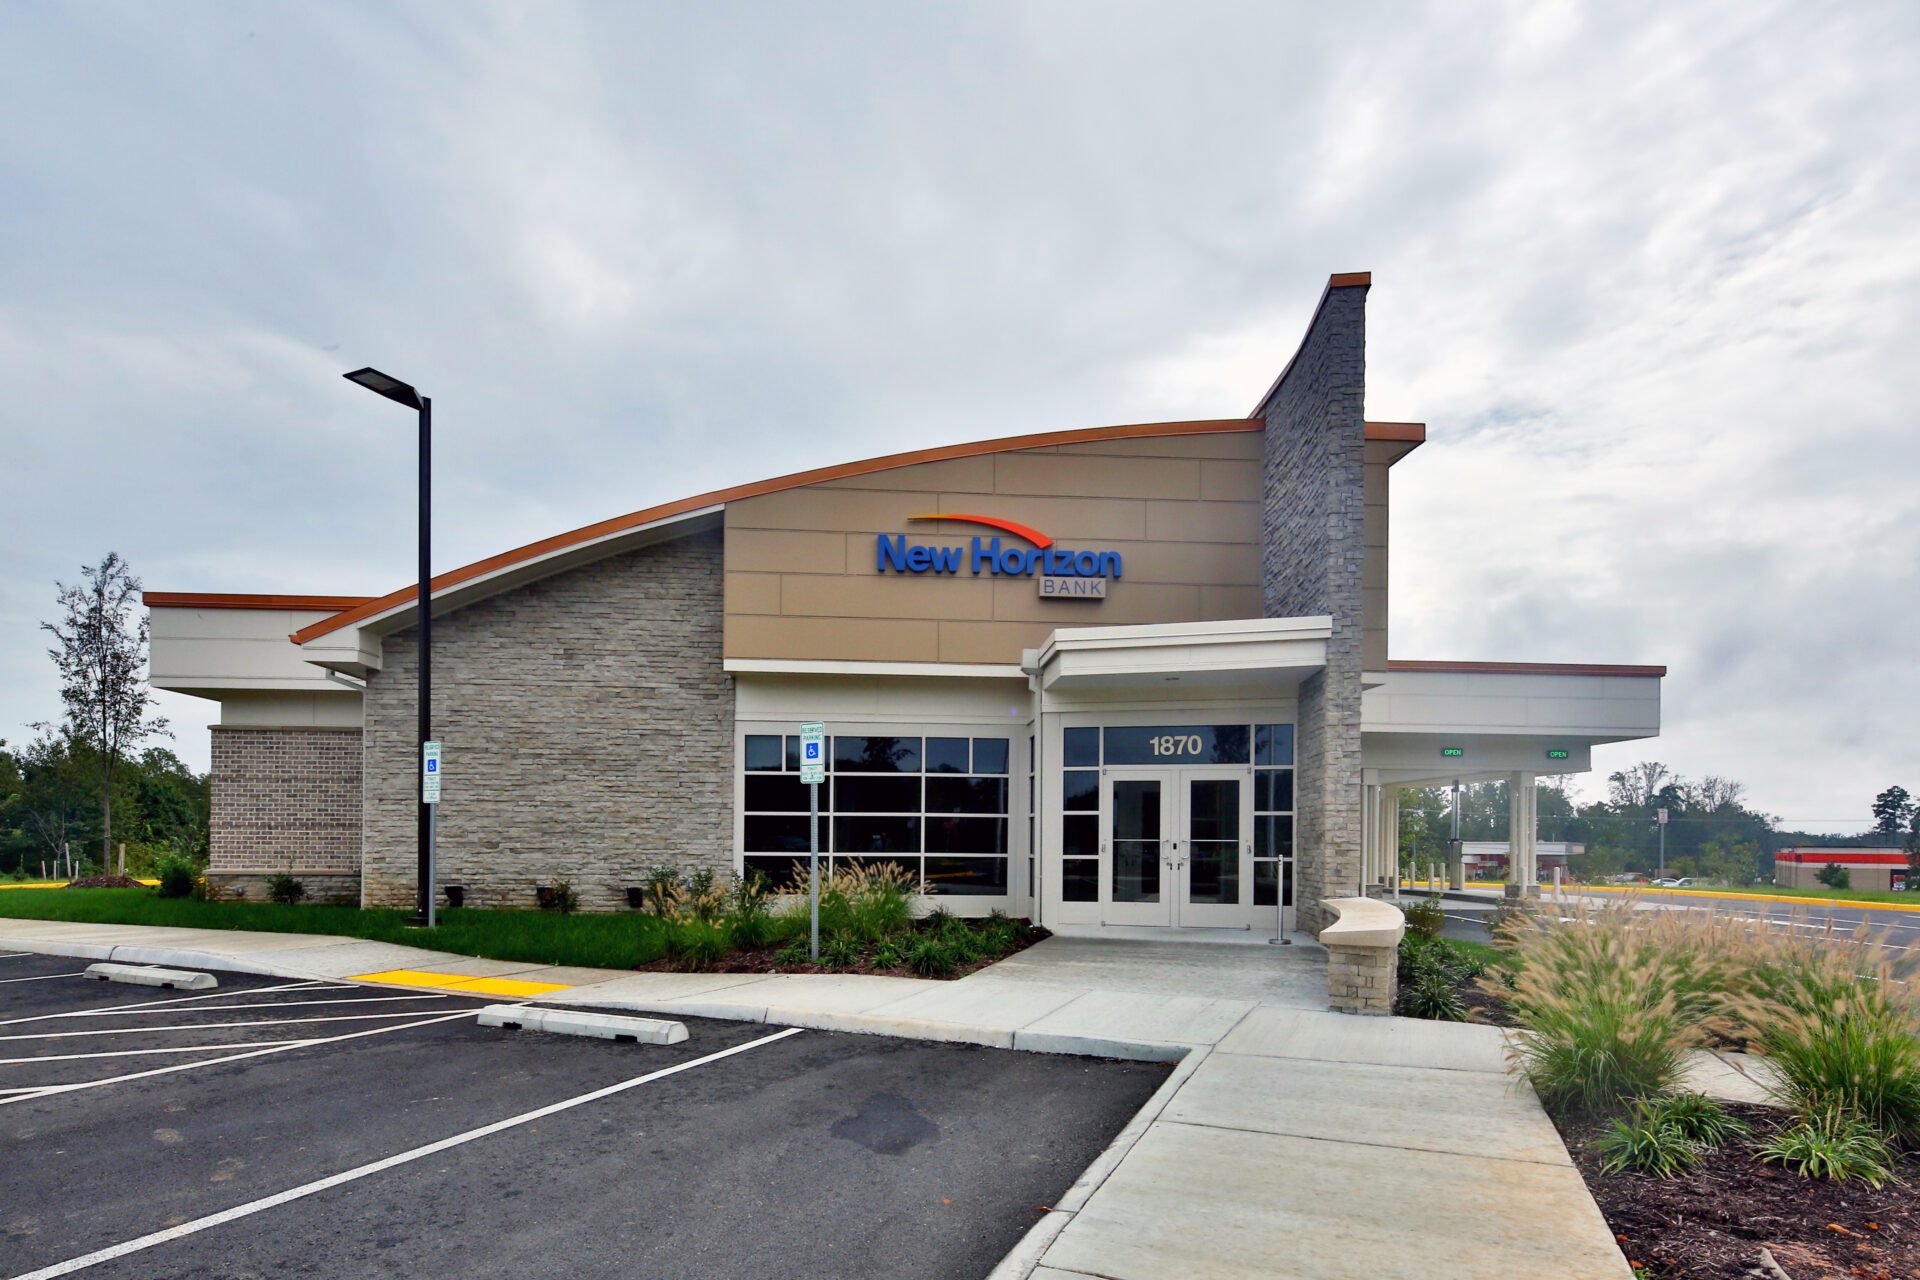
[421,741,443,804]
[799,721,826,785]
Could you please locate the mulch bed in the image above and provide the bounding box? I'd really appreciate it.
[634,920,1050,980]
[1555,1103,1920,1279]
[1459,975,1518,1026]
[62,875,145,889]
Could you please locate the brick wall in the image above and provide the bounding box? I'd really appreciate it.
[208,726,362,901]
[360,528,733,911]
[1260,280,1369,936]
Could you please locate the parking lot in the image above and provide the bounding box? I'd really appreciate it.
[0,951,1169,1280]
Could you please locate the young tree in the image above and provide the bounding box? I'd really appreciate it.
[38,554,168,872]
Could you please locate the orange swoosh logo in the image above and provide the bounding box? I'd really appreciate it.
[908,513,1055,548]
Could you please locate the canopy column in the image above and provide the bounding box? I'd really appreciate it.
[1507,771,1538,896]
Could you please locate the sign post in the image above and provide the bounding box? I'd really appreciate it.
[422,741,442,928]
[1656,806,1668,882]
[799,722,826,962]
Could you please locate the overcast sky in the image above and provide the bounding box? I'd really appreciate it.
[3,1,1915,830]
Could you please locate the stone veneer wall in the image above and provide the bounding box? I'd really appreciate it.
[359,528,732,911]
[208,726,363,902]
[1260,279,1369,936]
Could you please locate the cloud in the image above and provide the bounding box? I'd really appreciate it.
[1,0,1915,831]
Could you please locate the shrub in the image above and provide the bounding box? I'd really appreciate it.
[663,918,731,971]
[906,934,958,978]
[1816,862,1851,889]
[786,861,919,945]
[1593,1101,1708,1177]
[1756,1107,1898,1187]
[820,932,862,968]
[1492,899,1730,1115]
[1399,966,1467,1022]
[727,872,777,949]
[266,874,305,905]
[639,864,681,916]
[154,854,198,900]
[1403,896,1447,939]
[1645,1093,1746,1148]
[540,881,579,914]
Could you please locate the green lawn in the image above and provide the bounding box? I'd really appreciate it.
[0,888,669,971]
[1446,937,1507,970]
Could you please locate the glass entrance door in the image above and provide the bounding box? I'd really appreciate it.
[1101,772,1173,925]
[1178,769,1251,928]
[1100,768,1254,927]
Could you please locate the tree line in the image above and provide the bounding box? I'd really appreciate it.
[0,736,208,877]
[1399,763,1920,886]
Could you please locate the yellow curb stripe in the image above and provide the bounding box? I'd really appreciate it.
[350,968,572,996]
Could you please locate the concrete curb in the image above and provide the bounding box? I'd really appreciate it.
[0,936,325,983]
[0,935,1214,1064]
[85,962,218,990]
[476,1005,689,1044]
[984,1043,1212,1280]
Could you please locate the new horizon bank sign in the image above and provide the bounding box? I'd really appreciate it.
[876,514,1120,600]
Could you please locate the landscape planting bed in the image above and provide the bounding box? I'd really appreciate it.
[1559,1103,1920,1279]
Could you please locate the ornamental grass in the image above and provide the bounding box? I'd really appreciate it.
[1489,898,1741,1115]
[1721,917,1920,1142]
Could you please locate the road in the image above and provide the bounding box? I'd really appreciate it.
[1560,886,1920,951]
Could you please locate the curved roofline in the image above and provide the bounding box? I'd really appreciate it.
[294,417,1256,645]
[293,413,1430,646]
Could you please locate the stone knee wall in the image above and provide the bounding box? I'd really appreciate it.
[360,528,733,911]
[207,726,363,895]
[1326,941,1397,1015]
[1259,278,1369,937]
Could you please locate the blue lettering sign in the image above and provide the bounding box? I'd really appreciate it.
[873,532,1124,579]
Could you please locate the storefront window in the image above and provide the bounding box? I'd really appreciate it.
[742,732,1010,895]
[1061,733,1100,902]
[1026,734,1036,904]
[1252,723,1295,907]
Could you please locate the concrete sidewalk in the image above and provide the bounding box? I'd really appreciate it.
[0,916,1634,1278]
[1004,1008,1631,1280]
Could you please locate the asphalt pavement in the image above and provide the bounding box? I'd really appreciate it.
[0,953,1169,1280]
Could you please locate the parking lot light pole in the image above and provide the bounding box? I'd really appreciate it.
[343,367,434,927]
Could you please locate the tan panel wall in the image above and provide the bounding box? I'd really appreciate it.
[725,434,1267,664]
[1362,444,1394,671]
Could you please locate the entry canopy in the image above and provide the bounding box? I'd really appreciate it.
[1023,616,1331,692]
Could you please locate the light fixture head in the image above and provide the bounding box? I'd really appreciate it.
[343,367,422,410]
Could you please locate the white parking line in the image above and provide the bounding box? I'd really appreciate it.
[48,994,450,1018]
[0,1007,486,1108]
[0,981,339,1028]
[0,972,88,985]
[9,1026,805,1279]
[0,953,33,960]
[0,1039,315,1066]
[0,1011,470,1043]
